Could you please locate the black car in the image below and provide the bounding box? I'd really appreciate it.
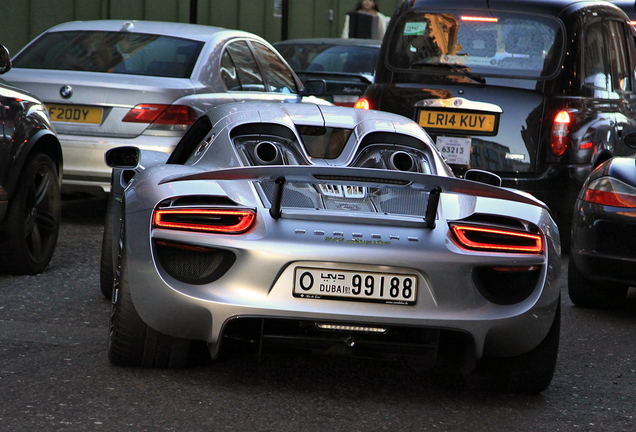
[569,149,636,309]
[356,0,636,244]
[274,38,380,107]
[0,45,63,274]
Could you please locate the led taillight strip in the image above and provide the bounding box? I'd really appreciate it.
[450,224,543,253]
[153,209,256,234]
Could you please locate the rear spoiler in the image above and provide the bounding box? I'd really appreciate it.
[159,166,548,227]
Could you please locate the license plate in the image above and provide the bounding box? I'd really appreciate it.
[46,104,103,124]
[436,136,471,165]
[293,267,417,305]
[419,110,497,133]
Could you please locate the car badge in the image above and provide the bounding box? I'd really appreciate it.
[453,99,463,107]
[60,85,73,99]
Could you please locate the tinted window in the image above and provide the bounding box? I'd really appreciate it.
[277,43,378,75]
[582,21,611,97]
[250,42,297,94]
[220,50,241,91]
[388,11,563,78]
[225,41,264,92]
[297,125,352,159]
[608,20,633,93]
[12,31,203,78]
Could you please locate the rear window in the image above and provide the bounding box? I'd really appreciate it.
[297,125,353,159]
[388,11,563,78]
[277,43,379,75]
[12,31,204,78]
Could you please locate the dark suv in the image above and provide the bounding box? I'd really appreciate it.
[0,45,63,274]
[358,0,636,243]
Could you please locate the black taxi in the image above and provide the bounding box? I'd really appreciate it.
[357,0,636,243]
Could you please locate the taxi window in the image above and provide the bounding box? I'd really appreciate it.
[388,11,563,79]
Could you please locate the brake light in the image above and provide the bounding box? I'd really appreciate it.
[550,110,570,156]
[450,223,543,253]
[354,98,371,110]
[460,16,499,23]
[583,177,636,208]
[153,208,256,234]
[122,104,198,130]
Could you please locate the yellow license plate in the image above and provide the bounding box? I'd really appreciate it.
[46,104,103,124]
[419,110,497,133]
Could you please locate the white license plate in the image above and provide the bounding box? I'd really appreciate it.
[436,136,471,165]
[293,267,417,305]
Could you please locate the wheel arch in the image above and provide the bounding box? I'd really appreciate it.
[4,130,63,200]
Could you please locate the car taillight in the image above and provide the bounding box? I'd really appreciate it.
[583,177,636,208]
[122,104,198,131]
[449,223,543,253]
[153,208,256,234]
[550,110,570,156]
[354,98,371,110]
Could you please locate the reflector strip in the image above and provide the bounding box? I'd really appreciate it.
[450,224,543,253]
[153,208,256,234]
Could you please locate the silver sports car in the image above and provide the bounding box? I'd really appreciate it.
[102,102,561,393]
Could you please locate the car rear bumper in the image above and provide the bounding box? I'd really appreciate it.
[123,205,562,362]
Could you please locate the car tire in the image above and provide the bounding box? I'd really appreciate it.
[467,302,561,394]
[108,219,191,368]
[0,153,60,274]
[99,190,120,298]
[567,257,627,309]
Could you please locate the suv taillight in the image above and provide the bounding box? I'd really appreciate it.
[550,110,570,156]
[122,104,198,131]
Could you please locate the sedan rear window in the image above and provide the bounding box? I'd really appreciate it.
[388,11,563,78]
[12,31,204,78]
[277,43,379,75]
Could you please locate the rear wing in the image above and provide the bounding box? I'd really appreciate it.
[160,165,548,228]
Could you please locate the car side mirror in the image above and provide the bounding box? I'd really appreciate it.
[302,79,326,96]
[464,169,502,187]
[0,45,12,75]
[105,146,140,169]
[624,132,636,149]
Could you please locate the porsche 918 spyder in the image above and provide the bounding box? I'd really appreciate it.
[101,102,561,393]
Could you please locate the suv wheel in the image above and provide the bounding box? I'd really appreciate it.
[0,153,60,274]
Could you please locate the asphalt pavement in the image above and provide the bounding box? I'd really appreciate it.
[1,196,635,431]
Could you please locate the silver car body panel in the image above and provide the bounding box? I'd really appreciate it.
[113,102,561,361]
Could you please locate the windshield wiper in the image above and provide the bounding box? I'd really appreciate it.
[410,61,486,84]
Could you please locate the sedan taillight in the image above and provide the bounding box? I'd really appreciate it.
[354,98,371,110]
[122,104,198,131]
[449,223,543,253]
[153,208,256,234]
[583,177,636,208]
[550,110,570,156]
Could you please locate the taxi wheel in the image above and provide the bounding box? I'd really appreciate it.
[468,302,560,394]
[567,258,627,310]
[107,219,190,368]
[0,153,60,274]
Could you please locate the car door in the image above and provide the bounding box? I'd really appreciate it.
[610,19,636,157]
